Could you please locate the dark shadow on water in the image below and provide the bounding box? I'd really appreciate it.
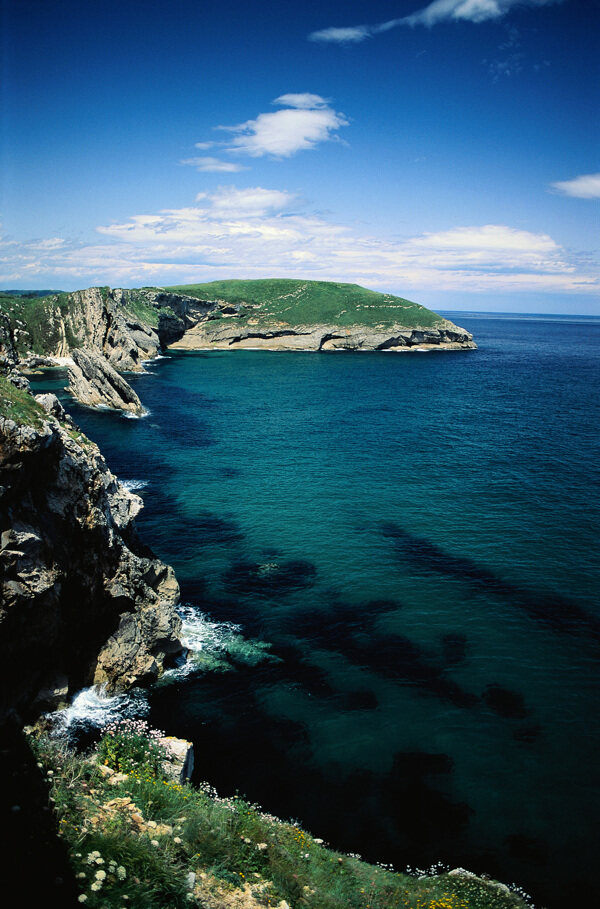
[441,633,468,666]
[380,521,600,641]
[337,631,479,709]
[285,595,401,649]
[223,559,317,597]
[219,466,242,478]
[512,723,543,745]
[483,684,529,720]
[271,643,339,699]
[505,833,548,865]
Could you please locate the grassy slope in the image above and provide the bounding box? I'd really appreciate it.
[165,279,447,330]
[0,374,45,426]
[0,291,81,356]
[30,730,529,909]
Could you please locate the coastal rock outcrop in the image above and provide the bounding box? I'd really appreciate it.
[67,348,144,414]
[0,382,182,721]
[171,320,476,352]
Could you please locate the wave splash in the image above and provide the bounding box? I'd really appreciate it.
[162,605,277,680]
[47,684,149,738]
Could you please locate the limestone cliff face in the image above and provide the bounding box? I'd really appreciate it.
[67,348,144,414]
[170,318,477,352]
[0,389,182,722]
[36,288,164,371]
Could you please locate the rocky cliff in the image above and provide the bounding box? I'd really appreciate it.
[0,375,183,722]
[171,319,476,351]
[0,281,476,414]
[66,348,144,414]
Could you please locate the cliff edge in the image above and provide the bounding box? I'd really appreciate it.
[0,373,183,722]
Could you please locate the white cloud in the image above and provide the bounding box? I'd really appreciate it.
[180,156,247,173]
[195,186,295,217]
[273,93,331,110]
[309,26,372,44]
[309,0,562,43]
[550,173,600,200]
[187,94,348,164]
[218,95,348,158]
[2,189,595,296]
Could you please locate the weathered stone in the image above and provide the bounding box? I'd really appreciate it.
[159,735,195,783]
[67,348,143,414]
[0,391,183,721]
[170,319,476,352]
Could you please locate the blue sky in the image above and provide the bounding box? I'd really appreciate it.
[1,0,598,312]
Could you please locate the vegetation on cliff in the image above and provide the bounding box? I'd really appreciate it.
[165,279,448,331]
[0,373,46,426]
[29,724,530,909]
[0,290,82,356]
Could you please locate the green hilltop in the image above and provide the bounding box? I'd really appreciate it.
[165,279,447,330]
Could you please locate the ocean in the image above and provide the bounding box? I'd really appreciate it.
[30,312,600,907]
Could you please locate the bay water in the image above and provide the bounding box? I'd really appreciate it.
[31,313,600,906]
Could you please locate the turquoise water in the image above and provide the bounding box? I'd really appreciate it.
[31,313,600,906]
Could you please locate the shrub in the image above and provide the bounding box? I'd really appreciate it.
[96,719,167,781]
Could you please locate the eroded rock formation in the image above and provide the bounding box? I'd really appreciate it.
[0,388,182,721]
[171,320,476,351]
[67,348,144,414]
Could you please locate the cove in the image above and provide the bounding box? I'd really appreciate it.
[30,312,600,908]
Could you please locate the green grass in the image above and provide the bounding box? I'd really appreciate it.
[28,728,531,909]
[0,374,45,426]
[119,289,164,328]
[165,279,447,330]
[0,291,82,356]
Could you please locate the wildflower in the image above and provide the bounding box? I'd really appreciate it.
[90,881,102,891]
[174,837,182,844]
[76,873,86,879]
[151,839,159,847]
[77,897,87,904]
[117,866,127,880]
[95,870,106,881]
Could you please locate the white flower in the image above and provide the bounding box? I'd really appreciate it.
[117,866,127,880]
[90,881,102,891]
[174,837,182,844]
[95,870,106,881]
[150,839,159,847]
[77,896,87,904]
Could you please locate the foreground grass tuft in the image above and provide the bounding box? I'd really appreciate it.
[29,726,531,909]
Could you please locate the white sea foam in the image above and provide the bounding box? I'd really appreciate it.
[120,479,149,492]
[160,605,275,681]
[122,409,150,419]
[178,605,241,654]
[160,606,242,680]
[48,684,149,736]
